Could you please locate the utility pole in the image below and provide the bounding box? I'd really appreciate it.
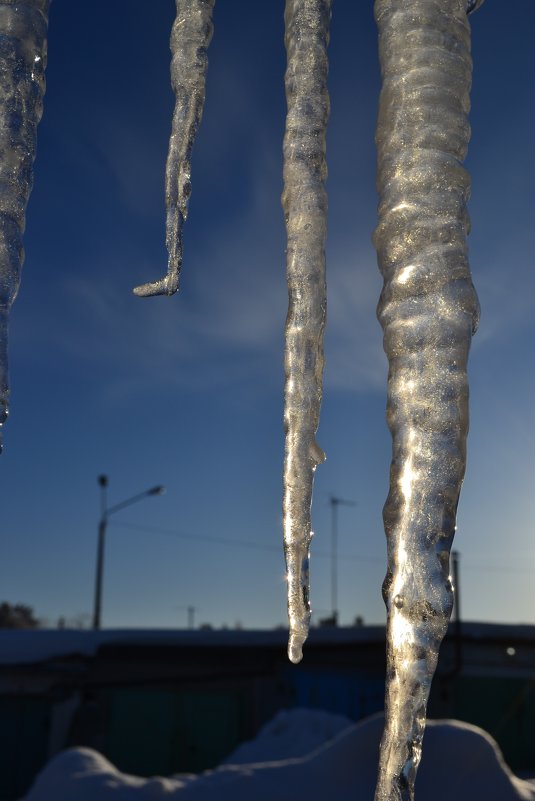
[452,550,462,671]
[176,605,198,629]
[329,495,356,625]
[187,605,196,630]
[94,475,109,632]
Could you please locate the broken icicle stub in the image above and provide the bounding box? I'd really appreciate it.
[0,0,50,451]
[282,0,331,665]
[373,0,483,799]
[133,0,215,298]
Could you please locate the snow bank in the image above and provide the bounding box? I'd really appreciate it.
[24,710,535,801]
[222,707,353,764]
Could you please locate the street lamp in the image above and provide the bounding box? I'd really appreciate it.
[92,475,166,629]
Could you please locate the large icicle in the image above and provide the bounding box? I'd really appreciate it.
[373,1,483,798]
[133,0,215,298]
[282,0,331,665]
[0,0,49,451]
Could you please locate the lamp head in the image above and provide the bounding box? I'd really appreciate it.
[149,485,166,496]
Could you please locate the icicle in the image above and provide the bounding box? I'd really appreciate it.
[282,0,331,665]
[373,1,483,799]
[133,0,215,298]
[0,0,49,452]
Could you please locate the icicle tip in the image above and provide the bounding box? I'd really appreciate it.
[288,630,305,664]
[132,274,179,298]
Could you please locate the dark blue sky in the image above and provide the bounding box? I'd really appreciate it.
[2,1,535,630]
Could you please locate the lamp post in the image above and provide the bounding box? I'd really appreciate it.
[92,475,166,629]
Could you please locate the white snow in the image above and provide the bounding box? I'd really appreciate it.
[22,708,535,801]
[222,707,352,764]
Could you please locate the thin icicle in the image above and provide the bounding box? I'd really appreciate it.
[133,0,215,298]
[373,1,483,799]
[282,0,331,665]
[0,0,49,451]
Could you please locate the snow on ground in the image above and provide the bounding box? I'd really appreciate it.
[23,709,535,801]
[222,707,352,764]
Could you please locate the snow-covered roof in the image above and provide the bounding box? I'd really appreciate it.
[1,622,534,667]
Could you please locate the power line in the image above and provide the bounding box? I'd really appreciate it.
[460,562,535,574]
[111,520,281,552]
[109,520,384,563]
[109,521,534,574]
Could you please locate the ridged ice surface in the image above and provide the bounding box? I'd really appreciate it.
[373,0,480,798]
[0,0,49,451]
[282,0,331,665]
[133,0,215,298]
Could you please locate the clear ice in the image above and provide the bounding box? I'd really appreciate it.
[281,0,331,665]
[0,0,49,452]
[133,0,215,298]
[373,0,483,798]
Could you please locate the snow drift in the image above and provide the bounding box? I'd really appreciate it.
[23,709,535,801]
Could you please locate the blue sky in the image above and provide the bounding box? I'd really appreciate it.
[1,0,535,631]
